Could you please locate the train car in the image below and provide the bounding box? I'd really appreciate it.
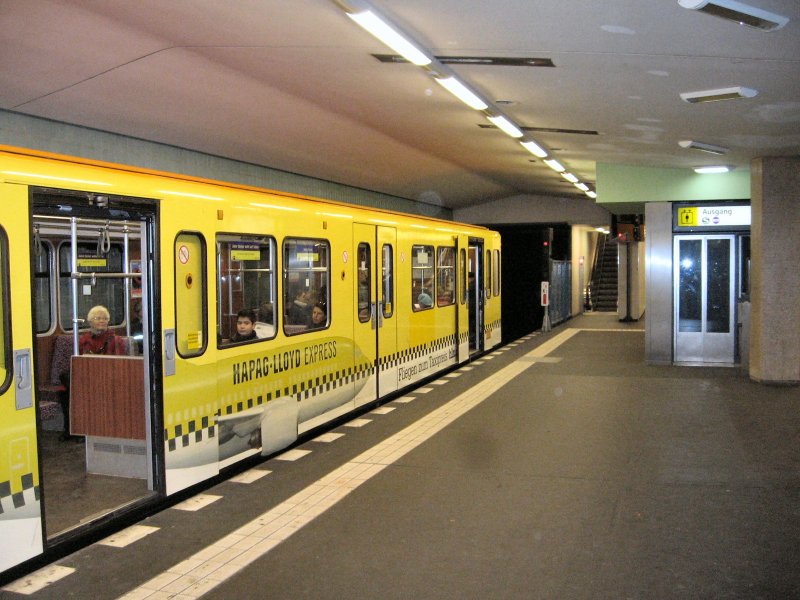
[0,145,501,577]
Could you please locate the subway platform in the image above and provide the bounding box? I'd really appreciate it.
[3,313,799,599]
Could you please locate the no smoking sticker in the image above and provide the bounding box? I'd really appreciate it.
[178,245,190,264]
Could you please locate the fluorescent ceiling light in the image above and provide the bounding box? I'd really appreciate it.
[486,115,523,138]
[680,86,758,103]
[561,172,579,183]
[543,158,565,172]
[678,0,789,31]
[348,10,432,66]
[520,140,548,158]
[435,76,488,110]
[678,140,730,155]
[694,166,730,173]
[574,182,590,192]
[586,191,597,199]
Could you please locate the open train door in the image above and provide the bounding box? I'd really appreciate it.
[30,192,159,542]
[0,183,42,572]
[352,223,398,405]
[468,239,485,355]
[456,234,470,361]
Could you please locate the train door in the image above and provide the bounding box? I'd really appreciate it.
[455,235,469,360]
[0,185,42,572]
[353,223,397,404]
[468,240,484,354]
[31,192,158,541]
[377,226,398,396]
[673,234,736,364]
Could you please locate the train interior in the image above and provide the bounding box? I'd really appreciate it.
[31,190,158,542]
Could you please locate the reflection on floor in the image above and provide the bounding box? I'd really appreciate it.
[39,430,152,537]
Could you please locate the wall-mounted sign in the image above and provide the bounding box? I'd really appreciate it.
[673,203,750,232]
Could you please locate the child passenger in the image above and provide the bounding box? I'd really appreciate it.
[231,308,258,342]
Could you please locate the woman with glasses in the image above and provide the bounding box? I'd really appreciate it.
[79,305,126,355]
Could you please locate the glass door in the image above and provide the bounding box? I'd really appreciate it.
[674,235,735,364]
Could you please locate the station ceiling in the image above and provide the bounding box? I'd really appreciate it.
[1,1,798,212]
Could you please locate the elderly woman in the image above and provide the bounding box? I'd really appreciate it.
[79,305,126,355]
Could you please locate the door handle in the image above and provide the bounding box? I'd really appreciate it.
[13,349,33,410]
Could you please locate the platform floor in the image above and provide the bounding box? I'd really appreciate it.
[4,313,800,599]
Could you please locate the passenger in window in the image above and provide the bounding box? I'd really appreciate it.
[287,284,312,325]
[257,302,274,325]
[231,308,258,343]
[309,303,327,329]
[417,288,433,308]
[59,305,125,441]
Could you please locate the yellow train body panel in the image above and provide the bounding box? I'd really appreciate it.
[0,145,501,576]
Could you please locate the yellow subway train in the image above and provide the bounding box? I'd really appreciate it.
[0,145,501,576]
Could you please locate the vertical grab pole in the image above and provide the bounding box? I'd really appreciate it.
[70,217,80,355]
[124,225,131,337]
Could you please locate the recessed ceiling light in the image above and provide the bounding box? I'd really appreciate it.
[680,86,758,103]
[678,140,730,155]
[678,0,789,31]
[694,166,731,173]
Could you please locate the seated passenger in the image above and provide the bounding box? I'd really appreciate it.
[59,304,126,441]
[417,288,433,308]
[231,308,258,343]
[80,305,127,355]
[287,285,312,326]
[309,303,327,329]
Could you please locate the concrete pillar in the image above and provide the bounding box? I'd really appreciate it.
[645,202,673,364]
[750,157,800,384]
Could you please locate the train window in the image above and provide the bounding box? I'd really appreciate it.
[58,242,125,331]
[0,227,9,394]
[459,248,467,305]
[485,249,492,299]
[217,234,276,346]
[436,246,455,307]
[357,243,371,323]
[411,245,434,311]
[33,240,54,334]
[493,249,501,297]
[381,244,393,318]
[283,238,330,334]
[174,232,207,357]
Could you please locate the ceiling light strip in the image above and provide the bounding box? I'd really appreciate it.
[520,140,548,158]
[486,115,523,138]
[434,76,489,110]
[694,166,730,173]
[346,9,432,66]
[543,158,565,173]
[561,172,579,183]
[678,0,789,31]
[678,140,730,155]
[337,0,594,199]
[680,86,757,103]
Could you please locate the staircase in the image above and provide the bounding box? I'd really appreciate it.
[590,236,618,312]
